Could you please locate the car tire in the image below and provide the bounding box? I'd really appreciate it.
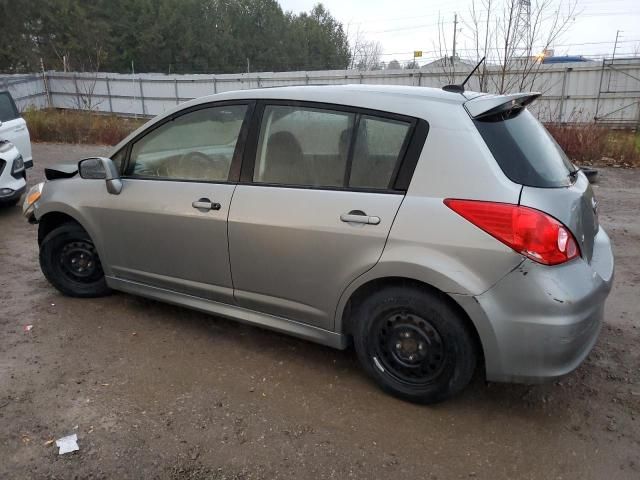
[0,197,20,207]
[352,285,477,404]
[39,222,111,298]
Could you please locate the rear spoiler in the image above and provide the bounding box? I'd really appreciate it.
[464,92,541,119]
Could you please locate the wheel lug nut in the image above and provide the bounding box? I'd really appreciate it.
[395,342,402,349]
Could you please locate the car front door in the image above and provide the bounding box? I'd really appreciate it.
[228,102,422,330]
[92,102,253,303]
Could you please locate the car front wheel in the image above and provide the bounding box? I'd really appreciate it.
[352,285,477,404]
[39,222,111,297]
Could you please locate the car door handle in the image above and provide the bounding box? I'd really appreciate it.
[340,211,381,225]
[192,198,221,212]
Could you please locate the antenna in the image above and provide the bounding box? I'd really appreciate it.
[442,56,486,94]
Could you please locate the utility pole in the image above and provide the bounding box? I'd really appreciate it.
[131,60,137,119]
[246,58,250,74]
[40,57,51,108]
[452,14,458,62]
[612,30,622,60]
[608,30,622,91]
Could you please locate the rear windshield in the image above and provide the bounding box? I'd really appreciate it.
[0,92,19,122]
[474,108,576,188]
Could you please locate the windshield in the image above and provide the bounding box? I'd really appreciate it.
[0,92,19,122]
[474,109,576,188]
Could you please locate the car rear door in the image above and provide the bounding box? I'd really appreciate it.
[89,102,253,303]
[228,101,426,330]
[0,92,32,165]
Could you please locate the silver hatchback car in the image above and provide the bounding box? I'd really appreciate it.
[23,85,614,403]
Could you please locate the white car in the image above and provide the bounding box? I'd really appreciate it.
[0,91,33,206]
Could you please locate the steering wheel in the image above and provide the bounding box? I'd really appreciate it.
[164,151,226,180]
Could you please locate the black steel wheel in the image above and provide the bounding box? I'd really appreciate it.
[58,240,102,283]
[40,222,111,297]
[373,311,447,385]
[352,284,477,404]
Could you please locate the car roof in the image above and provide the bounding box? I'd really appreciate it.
[205,84,465,102]
[182,84,485,114]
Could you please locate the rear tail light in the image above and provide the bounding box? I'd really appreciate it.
[444,199,580,265]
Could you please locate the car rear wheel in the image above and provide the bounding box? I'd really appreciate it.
[39,222,111,297]
[352,285,477,404]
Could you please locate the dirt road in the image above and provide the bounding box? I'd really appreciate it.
[1,143,639,479]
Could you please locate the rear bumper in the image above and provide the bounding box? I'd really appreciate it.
[454,227,614,383]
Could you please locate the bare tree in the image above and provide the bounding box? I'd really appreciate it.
[348,29,383,71]
[424,14,463,85]
[63,47,107,112]
[433,0,579,94]
[433,14,457,83]
[465,0,494,91]
[499,0,577,92]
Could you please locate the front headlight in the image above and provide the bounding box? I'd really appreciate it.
[11,154,25,177]
[22,182,44,219]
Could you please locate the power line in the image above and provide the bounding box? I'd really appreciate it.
[362,10,640,35]
[371,39,640,58]
[347,0,634,26]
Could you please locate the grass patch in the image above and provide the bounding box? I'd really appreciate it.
[546,124,640,168]
[23,108,145,145]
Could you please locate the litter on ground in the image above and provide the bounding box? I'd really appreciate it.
[55,434,79,455]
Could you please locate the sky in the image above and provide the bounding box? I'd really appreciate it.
[279,0,640,66]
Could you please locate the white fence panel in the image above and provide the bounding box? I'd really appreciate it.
[2,60,639,125]
[1,74,48,110]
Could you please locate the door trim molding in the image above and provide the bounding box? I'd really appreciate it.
[106,276,348,349]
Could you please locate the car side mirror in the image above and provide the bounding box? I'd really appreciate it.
[78,157,122,195]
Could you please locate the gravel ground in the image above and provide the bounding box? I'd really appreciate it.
[1,143,639,480]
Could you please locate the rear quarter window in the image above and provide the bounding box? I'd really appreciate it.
[474,109,576,188]
[0,92,20,122]
[349,116,411,189]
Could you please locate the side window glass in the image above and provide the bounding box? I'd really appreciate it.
[254,105,354,187]
[110,148,126,174]
[349,116,411,189]
[0,92,19,122]
[127,105,248,182]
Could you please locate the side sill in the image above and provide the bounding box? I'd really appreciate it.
[106,276,348,350]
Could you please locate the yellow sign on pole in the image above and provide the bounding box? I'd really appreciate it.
[414,51,423,58]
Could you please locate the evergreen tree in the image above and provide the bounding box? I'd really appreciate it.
[0,0,351,73]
